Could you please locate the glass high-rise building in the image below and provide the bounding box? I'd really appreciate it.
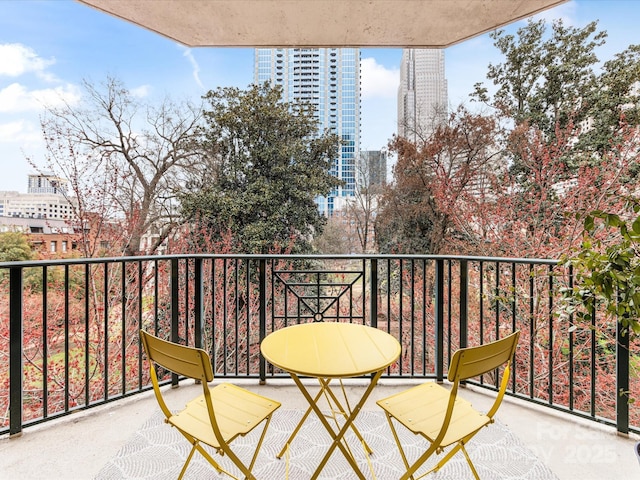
[398,49,448,142]
[255,48,361,216]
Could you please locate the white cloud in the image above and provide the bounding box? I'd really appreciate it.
[0,43,55,79]
[361,57,399,99]
[130,84,151,98]
[182,48,204,89]
[0,82,81,113]
[0,120,41,143]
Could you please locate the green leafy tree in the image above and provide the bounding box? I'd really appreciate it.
[473,18,605,133]
[578,44,640,159]
[561,198,640,336]
[180,83,341,254]
[472,19,606,175]
[0,232,33,262]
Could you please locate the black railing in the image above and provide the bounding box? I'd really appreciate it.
[1,254,637,437]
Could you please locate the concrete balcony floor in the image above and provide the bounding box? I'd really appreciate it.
[1,379,639,479]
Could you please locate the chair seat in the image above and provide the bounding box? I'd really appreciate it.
[377,382,491,448]
[170,383,281,449]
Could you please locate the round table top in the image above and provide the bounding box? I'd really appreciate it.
[260,322,401,378]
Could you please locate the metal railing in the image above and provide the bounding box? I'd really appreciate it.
[1,254,637,436]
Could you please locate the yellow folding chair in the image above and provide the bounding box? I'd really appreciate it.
[377,330,520,480]
[140,330,281,480]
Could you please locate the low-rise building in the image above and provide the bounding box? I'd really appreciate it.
[0,174,75,220]
[0,216,77,255]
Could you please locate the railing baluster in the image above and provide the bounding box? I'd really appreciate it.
[447,260,452,361]
[548,265,554,405]
[43,266,49,418]
[223,258,228,375]
[568,264,574,411]
[370,258,378,330]
[529,264,535,399]
[591,300,596,418]
[494,261,500,343]
[245,258,251,375]
[259,259,267,384]
[459,259,468,350]
[617,306,630,434]
[9,266,23,436]
[65,264,70,412]
[511,262,517,392]
[138,260,143,390]
[120,261,126,396]
[103,262,109,399]
[410,259,415,376]
[84,263,90,407]
[170,258,179,387]
[435,259,444,382]
[421,259,426,376]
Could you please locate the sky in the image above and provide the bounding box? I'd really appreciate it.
[0,0,639,192]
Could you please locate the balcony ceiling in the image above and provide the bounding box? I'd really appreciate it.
[77,0,568,48]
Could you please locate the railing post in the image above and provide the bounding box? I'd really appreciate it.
[194,258,203,350]
[9,266,23,436]
[459,260,468,349]
[435,259,444,382]
[616,318,630,434]
[259,259,267,384]
[171,258,179,387]
[370,258,378,329]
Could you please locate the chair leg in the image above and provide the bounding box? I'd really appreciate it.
[426,442,464,477]
[399,442,440,480]
[180,436,239,480]
[178,443,198,480]
[247,415,273,473]
[460,444,480,480]
[384,413,413,478]
[194,444,229,476]
[423,435,481,480]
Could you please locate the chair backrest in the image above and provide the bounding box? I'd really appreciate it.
[140,329,235,453]
[447,330,520,383]
[140,330,214,383]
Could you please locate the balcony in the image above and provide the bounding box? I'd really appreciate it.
[1,254,639,478]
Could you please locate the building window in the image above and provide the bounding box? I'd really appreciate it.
[50,241,57,253]
[62,241,67,252]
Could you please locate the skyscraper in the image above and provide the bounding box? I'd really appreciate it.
[397,49,448,142]
[359,150,388,189]
[255,48,361,216]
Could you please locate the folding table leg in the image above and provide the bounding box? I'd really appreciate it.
[318,378,374,455]
[292,370,385,480]
[277,387,326,458]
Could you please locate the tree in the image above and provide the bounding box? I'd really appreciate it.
[578,44,640,159]
[180,83,341,254]
[40,77,203,257]
[561,199,640,336]
[0,232,32,262]
[312,215,353,254]
[335,152,386,254]
[473,19,605,133]
[376,107,500,254]
[472,19,606,176]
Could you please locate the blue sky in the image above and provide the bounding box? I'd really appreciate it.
[0,0,639,192]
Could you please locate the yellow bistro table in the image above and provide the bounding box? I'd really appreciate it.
[260,321,401,479]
